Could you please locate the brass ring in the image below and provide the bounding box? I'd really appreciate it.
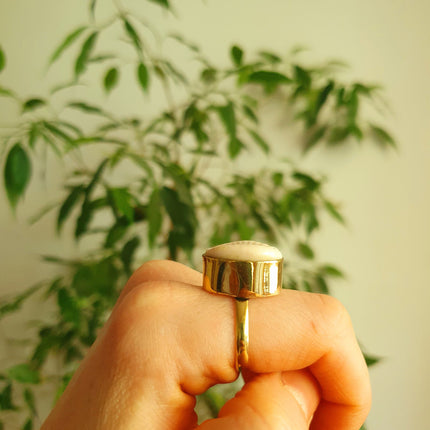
[202,241,283,370]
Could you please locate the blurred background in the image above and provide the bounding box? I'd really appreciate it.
[1,0,429,429]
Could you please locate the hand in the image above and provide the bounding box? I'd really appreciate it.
[41,260,371,429]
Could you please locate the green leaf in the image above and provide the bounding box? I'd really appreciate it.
[147,187,162,248]
[242,104,258,124]
[43,121,74,147]
[248,70,291,86]
[104,67,119,93]
[0,87,14,97]
[22,418,33,430]
[0,284,42,320]
[304,125,327,153]
[57,186,85,232]
[258,50,282,64]
[22,98,46,112]
[67,101,106,116]
[328,126,350,144]
[293,65,311,89]
[160,187,196,258]
[49,26,87,65]
[248,130,269,154]
[230,45,243,67]
[201,387,226,418]
[292,171,320,191]
[297,242,314,259]
[228,137,244,159]
[364,353,382,367]
[324,200,345,224]
[121,236,140,274]
[216,101,236,138]
[75,159,108,238]
[75,32,98,77]
[312,81,334,123]
[57,288,81,328]
[0,46,5,72]
[148,0,170,8]
[72,258,119,298]
[89,0,97,18]
[315,275,329,294]
[28,124,40,149]
[123,19,142,52]
[7,364,40,384]
[105,221,128,248]
[4,143,32,209]
[137,62,149,92]
[109,188,134,222]
[200,68,217,84]
[321,265,345,278]
[0,384,17,411]
[24,388,36,415]
[369,124,396,148]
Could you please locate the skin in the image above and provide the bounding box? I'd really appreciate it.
[41,260,371,430]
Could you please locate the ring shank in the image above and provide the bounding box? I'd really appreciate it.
[235,298,249,368]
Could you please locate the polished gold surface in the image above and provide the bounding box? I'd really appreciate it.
[202,256,283,299]
[202,249,283,369]
[235,299,249,368]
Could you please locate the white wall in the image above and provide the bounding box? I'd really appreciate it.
[1,1,429,429]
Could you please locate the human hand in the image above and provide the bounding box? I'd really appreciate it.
[41,260,371,429]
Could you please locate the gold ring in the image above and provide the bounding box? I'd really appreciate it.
[202,241,283,370]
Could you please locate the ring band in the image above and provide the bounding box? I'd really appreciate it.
[202,241,283,370]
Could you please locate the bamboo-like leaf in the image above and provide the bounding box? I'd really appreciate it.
[43,122,74,147]
[297,242,314,259]
[89,0,97,19]
[304,125,327,153]
[147,0,170,8]
[248,70,291,85]
[75,32,98,77]
[123,19,142,52]
[0,284,43,320]
[24,388,36,415]
[105,221,128,248]
[109,188,134,222]
[0,87,14,97]
[49,26,87,65]
[0,45,5,72]
[57,288,81,328]
[121,236,140,274]
[147,188,162,248]
[137,62,149,92]
[104,67,119,93]
[324,200,345,224]
[57,186,85,232]
[22,418,33,430]
[4,143,32,209]
[364,353,382,367]
[230,45,243,67]
[369,124,396,148]
[22,98,46,112]
[242,104,258,124]
[248,129,269,154]
[216,101,236,138]
[228,137,244,159]
[67,101,107,116]
[320,264,345,278]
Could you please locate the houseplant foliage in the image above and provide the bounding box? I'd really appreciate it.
[0,0,394,428]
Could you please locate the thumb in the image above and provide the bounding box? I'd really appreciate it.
[198,369,320,429]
